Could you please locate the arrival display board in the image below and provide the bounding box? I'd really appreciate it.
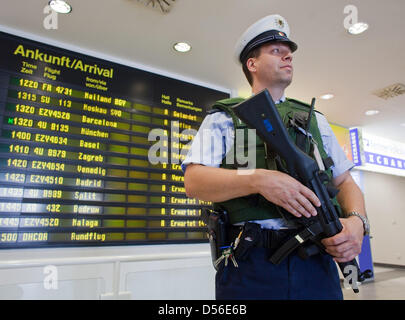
[0,31,228,248]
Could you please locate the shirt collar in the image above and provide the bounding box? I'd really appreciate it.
[275,95,286,104]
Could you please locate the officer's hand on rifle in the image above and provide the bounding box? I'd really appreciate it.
[253,169,321,219]
[321,217,364,263]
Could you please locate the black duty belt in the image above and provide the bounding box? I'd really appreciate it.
[227,224,298,250]
[227,223,322,262]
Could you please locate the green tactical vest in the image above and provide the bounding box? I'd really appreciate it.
[210,97,342,225]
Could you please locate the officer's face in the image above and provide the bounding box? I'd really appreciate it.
[249,42,293,88]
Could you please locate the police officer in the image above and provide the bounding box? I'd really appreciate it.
[182,14,368,300]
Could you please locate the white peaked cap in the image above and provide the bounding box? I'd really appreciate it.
[234,14,297,64]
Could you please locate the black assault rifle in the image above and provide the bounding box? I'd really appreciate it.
[232,89,365,293]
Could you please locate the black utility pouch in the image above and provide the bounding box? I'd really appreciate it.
[200,208,229,269]
[233,222,262,261]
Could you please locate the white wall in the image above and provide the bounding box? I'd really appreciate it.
[0,243,215,300]
[363,171,405,266]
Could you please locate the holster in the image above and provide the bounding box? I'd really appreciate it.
[200,208,230,270]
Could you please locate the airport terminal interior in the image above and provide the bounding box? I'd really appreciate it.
[0,0,404,301]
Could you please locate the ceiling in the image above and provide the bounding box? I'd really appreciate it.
[0,0,404,143]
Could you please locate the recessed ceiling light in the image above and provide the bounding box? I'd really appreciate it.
[365,110,380,116]
[173,42,191,53]
[49,0,72,14]
[348,22,369,35]
[319,93,334,100]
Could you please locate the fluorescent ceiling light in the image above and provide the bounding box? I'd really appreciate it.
[173,42,191,53]
[348,22,369,35]
[319,93,334,100]
[365,110,379,116]
[49,0,72,14]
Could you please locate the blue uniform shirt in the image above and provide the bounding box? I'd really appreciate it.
[181,96,354,229]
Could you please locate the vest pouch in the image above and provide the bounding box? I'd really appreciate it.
[214,195,281,225]
[226,124,272,172]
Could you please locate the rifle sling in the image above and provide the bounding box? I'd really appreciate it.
[269,222,323,265]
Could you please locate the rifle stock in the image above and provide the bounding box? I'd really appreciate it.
[232,89,364,293]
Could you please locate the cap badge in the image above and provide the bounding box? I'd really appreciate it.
[278,31,286,37]
[276,18,285,28]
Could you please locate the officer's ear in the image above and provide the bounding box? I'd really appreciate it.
[246,57,258,73]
